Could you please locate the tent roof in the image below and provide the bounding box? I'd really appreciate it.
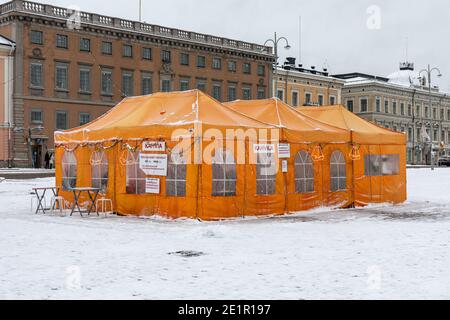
[55,90,275,143]
[299,105,406,145]
[224,98,351,143]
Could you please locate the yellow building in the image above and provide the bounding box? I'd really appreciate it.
[274,58,344,107]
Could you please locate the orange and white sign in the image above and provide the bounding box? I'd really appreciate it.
[142,141,166,152]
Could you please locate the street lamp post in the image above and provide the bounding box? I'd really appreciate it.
[264,32,291,100]
[418,64,442,171]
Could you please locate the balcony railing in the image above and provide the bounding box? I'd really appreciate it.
[0,0,273,55]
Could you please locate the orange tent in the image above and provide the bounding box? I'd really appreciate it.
[55,90,282,220]
[299,105,407,205]
[225,98,354,210]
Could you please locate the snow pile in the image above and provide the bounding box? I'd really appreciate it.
[0,169,449,300]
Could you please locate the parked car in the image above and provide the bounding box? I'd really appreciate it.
[438,156,450,167]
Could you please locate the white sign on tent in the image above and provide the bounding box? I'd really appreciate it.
[145,178,160,194]
[139,154,168,176]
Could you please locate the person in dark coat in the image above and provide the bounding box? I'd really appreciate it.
[44,151,50,169]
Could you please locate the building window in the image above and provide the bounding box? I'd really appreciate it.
[305,93,312,105]
[55,64,68,90]
[346,100,354,112]
[79,112,90,126]
[101,69,113,95]
[102,41,113,55]
[295,151,314,194]
[56,111,68,130]
[30,30,43,45]
[318,95,324,106]
[197,56,206,68]
[142,47,152,60]
[277,89,284,101]
[141,72,152,95]
[256,152,276,195]
[292,92,299,107]
[401,103,405,116]
[161,50,171,63]
[408,128,413,142]
[330,150,346,192]
[384,100,389,113]
[228,61,237,72]
[440,109,444,120]
[257,87,266,100]
[161,79,171,92]
[80,38,91,52]
[212,149,236,197]
[375,98,381,113]
[447,109,450,121]
[122,44,133,57]
[425,106,429,118]
[212,84,221,101]
[166,150,187,197]
[212,58,221,70]
[31,109,43,124]
[79,68,91,93]
[364,155,400,176]
[257,65,265,77]
[121,71,134,96]
[243,62,251,74]
[91,151,109,194]
[408,104,412,117]
[228,85,237,101]
[416,105,421,117]
[243,87,252,100]
[62,151,77,190]
[180,53,189,66]
[126,151,146,195]
[433,108,437,120]
[179,78,189,91]
[330,95,336,105]
[393,102,397,115]
[197,81,206,92]
[30,63,43,87]
[360,98,368,112]
[56,34,68,49]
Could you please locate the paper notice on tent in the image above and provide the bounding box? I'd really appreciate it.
[142,141,166,152]
[139,154,168,176]
[145,178,160,194]
[278,143,291,159]
[253,144,275,154]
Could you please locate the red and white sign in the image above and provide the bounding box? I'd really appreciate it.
[139,154,168,176]
[253,144,275,154]
[145,178,160,194]
[142,141,166,152]
[278,143,291,159]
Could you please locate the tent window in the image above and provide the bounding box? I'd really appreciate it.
[330,151,347,192]
[91,151,109,193]
[212,149,236,197]
[126,151,146,195]
[295,151,314,193]
[364,155,400,176]
[62,151,77,190]
[256,152,276,195]
[166,151,187,197]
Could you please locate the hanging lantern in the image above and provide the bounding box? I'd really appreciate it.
[311,145,324,162]
[350,144,361,161]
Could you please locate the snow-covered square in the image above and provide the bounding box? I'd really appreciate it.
[0,168,449,300]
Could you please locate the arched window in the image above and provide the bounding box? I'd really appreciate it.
[126,151,146,194]
[91,151,109,193]
[62,151,77,190]
[212,148,236,197]
[166,150,187,197]
[330,150,347,192]
[295,151,314,193]
[256,152,276,195]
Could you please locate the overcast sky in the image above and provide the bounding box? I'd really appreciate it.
[34,0,450,91]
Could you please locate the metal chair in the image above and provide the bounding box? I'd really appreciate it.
[51,196,66,216]
[96,198,113,217]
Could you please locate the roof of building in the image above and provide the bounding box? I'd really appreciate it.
[0,34,15,47]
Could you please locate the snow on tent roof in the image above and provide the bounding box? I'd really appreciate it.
[55,90,276,143]
[224,98,351,143]
[299,105,406,145]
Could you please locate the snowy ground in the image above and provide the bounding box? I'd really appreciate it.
[0,168,449,300]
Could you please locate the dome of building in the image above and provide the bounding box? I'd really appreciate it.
[387,62,421,87]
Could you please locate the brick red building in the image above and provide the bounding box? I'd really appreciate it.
[0,0,274,167]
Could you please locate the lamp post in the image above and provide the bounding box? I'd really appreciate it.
[418,65,442,171]
[264,32,291,99]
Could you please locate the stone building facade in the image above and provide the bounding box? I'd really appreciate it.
[335,62,450,165]
[0,0,274,167]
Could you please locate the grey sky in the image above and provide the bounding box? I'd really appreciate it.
[34,0,450,91]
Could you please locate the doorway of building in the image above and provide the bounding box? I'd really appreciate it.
[31,143,43,168]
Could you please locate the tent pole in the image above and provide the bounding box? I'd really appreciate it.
[350,130,356,208]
